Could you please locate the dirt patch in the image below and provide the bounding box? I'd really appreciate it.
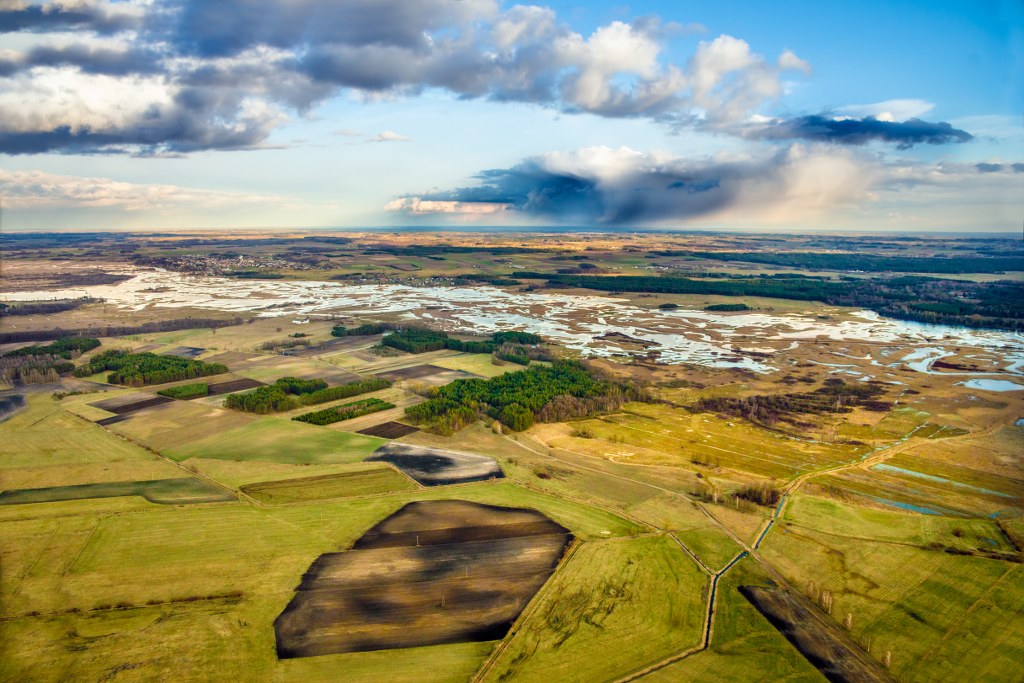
[201,378,266,397]
[357,421,419,439]
[95,414,131,426]
[740,585,889,683]
[367,443,504,485]
[372,364,451,382]
[274,500,571,658]
[161,346,206,359]
[89,394,174,415]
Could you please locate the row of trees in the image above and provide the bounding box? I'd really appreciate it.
[3,337,100,359]
[685,250,1024,275]
[224,376,390,414]
[74,350,228,387]
[513,272,1024,331]
[0,298,99,317]
[0,316,244,344]
[404,359,644,435]
[292,398,395,425]
[157,383,210,399]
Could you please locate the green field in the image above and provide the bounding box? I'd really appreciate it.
[760,521,1024,681]
[164,417,387,464]
[0,477,235,506]
[481,535,706,682]
[644,558,825,682]
[241,466,417,503]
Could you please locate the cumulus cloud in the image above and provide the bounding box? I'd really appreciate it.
[0,0,813,155]
[0,168,290,211]
[368,131,411,143]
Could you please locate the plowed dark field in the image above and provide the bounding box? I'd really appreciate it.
[274,500,571,658]
[357,421,419,439]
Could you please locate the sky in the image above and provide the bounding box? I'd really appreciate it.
[0,0,1021,232]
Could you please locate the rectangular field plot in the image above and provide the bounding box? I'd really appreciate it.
[164,418,387,464]
[89,394,173,415]
[241,468,417,503]
[357,421,419,439]
[203,378,266,397]
[372,364,454,382]
[0,478,235,506]
[160,346,206,359]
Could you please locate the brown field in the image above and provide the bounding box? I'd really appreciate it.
[274,500,571,658]
[368,443,505,486]
[373,364,456,382]
[162,346,206,358]
[358,421,420,438]
[740,586,887,683]
[89,394,174,415]
[204,377,266,396]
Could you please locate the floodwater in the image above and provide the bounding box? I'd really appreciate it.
[957,379,1024,392]
[4,267,1024,375]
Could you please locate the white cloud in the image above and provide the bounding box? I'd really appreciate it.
[838,99,935,122]
[369,130,411,143]
[0,168,290,212]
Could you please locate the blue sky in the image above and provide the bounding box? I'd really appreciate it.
[1,0,1021,231]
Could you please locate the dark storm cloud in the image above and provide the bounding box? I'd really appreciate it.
[0,2,140,34]
[976,162,1003,173]
[0,44,164,76]
[410,154,758,224]
[752,115,973,149]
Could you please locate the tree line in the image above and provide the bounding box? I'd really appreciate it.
[0,298,100,317]
[224,376,391,414]
[511,272,1024,331]
[0,316,245,344]
[292,398,395,425]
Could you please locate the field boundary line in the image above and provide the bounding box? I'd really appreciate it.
[469,539,584,683]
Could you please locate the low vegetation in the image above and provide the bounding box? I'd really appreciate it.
[691,378,889,429]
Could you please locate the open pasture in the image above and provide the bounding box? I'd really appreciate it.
[241,467,417,503]
[530,401,867,481]
[760,521,1024,681]
[480,534,706,683]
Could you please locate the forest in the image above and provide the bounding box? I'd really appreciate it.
[292,398,395,425]
[513,272,1024,330]
[1,337,101,385]
[73,350,228,387]
[332,323,543,355]
[683,251,1024,274]
[404,359,644,435]
[224,377,390,414]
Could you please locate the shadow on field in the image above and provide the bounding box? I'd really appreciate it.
[367,443,504,486]
[274,500,572,658]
